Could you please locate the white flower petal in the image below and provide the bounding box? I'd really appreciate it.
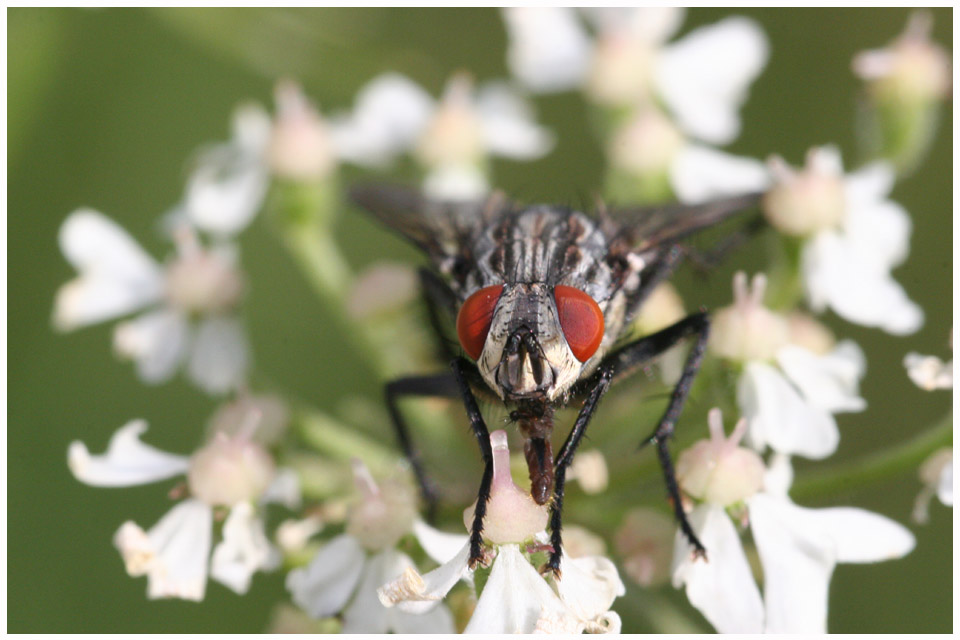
[581,7,685,45]
[476,82,555,160]
[113,309,190,384]
[739,362,839,458]
[776,341,866,414]
[843,161,895,207]
[555,551,625,624]
[802,230,924,335]
[329,73,435,167]
[54,210,164,330]
[797,505,916,563]
[904,352,953,390]
[261,467,302,510]
[671,503,763,633]
[187,315,249,395]
[68,419,189,487]
[937,459,953,506]
[422,164,489,202]
[114,498,213,601]
[656,17,769,144]
[844,191,912,270]
[210,502,279,594]
[502,8,591,93]
[385,541,472,614]
[412,520,470,565]
[670,144,770,204]
[343,549,456,634]
[748,493,836,633]
[185,106,271,237]
[286,533,366,618]
[465,544,575,634]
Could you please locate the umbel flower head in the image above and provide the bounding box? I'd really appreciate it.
[67,414,300,600]
[672,409,916,633]
[378,430,624,634]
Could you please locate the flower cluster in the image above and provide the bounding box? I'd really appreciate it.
[53,8,951,635]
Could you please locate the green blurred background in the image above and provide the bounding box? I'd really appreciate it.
[8,7,952,633]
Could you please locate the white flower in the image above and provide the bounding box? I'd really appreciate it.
[268,79,335,182]
[68,419,293,600]
[330,72,554,201]
[672,411,916,633]
[672,145,924,335]
[285,460,454,633]
[852,10,951,106]
[904,331,953,391]
[54,210,250,394]
[184,103,272,236]
[503,8,768,145]
[378,430,623,633]
[711,272,866,459]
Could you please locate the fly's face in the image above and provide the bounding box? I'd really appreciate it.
[457,282,606,402]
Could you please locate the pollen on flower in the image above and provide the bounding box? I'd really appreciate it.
[463,430,548,544]
[377,566,428,607]
[676,408,765,506]
[114,521,155,576]
[710,272,789,363]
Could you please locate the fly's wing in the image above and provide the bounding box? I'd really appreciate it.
[350,183,510,266]
[605,192,762,254]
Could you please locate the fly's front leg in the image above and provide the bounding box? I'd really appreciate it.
[385,373,459,522]
[544,366,614,577]
[577,311,711,558]
[450,356,494,568]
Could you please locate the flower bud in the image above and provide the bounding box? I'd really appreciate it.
[853,11,950,107]
[568,449,609,495]
[268,80,335,182]
[207,393,290,446]
[587,33,656,106]
[786,311,836,355]
[345,460,417,551]
[607,107,684,177]
[164,235,244,314]
[415,74,485,169]
[463,430,548,544]
[710,272,789,363]
[762,148,846,236]
[188,433,275,507]
[676,409,765,507]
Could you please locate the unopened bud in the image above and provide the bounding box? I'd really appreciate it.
[164,240,244,313]
[415,74,485,169]
[676,409,765,506]
[710,272,789,363]
[587,33,656,106]
[762,148,846,237]
[463,430,548,544]
[269,80,336,182]
[345,460,417,551]
[188,433,275,507]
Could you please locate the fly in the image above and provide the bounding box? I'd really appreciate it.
[351,183,761,575]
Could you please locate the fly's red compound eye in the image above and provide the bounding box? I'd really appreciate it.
[554,285,604,362]
[457,284,504,360]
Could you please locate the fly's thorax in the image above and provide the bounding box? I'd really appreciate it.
[477,283,587,401]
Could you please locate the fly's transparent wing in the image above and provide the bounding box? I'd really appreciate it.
[607,192,762,253]
[350,183,511,264]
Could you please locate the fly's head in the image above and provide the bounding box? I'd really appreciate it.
[457,282,606,402]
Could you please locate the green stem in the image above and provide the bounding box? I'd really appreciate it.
[791,411,952,501]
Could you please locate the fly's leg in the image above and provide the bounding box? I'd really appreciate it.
[418,267,460,362]
[574,311,712,559]
[451,356,494,568]
[544,366,614,576]
[384,373,459,522]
